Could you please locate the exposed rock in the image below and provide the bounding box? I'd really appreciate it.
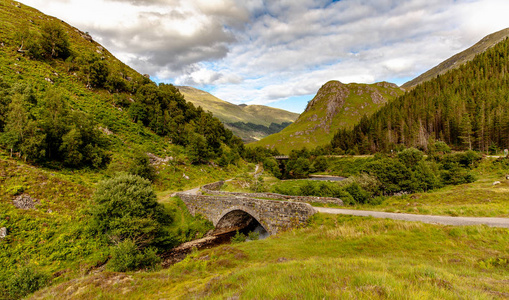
[0,227,7,239]
[375,81,400,89]
[493,181,501,185]
[146,153,173,165]
[45,77,53,83]
[98,126,113,136]
[81,32,93,42]
[183,173,190,180]
[13,194,39,210]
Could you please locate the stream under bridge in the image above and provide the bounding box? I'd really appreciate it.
[177,193,317,235]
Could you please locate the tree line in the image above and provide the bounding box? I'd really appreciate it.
[331,37,509,154]
[1,20,244,168]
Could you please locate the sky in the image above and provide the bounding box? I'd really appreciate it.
[17,0,509,113]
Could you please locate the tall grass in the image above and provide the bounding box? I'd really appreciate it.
[31,214,509,299]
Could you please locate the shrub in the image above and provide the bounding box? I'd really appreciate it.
[33,21,71,60]
[231,231,246,243]
[247,231,260,241]
[90,173,174,248]
[108,239,161,272]
[344,182,370,204]
[3,265,49,300]
[397,147,424,169]
[128,151,156,181]
[311,156,328,172]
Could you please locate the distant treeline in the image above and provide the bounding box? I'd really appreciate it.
[331,37,509,154]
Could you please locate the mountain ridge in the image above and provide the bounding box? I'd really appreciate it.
[177,86,299,142]
[402,27,509,90]
[249,80,403,154]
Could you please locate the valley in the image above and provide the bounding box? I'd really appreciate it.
[178,86,299,143]
[0,1,508,299]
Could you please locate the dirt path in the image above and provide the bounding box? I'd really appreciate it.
[315,207,509,228]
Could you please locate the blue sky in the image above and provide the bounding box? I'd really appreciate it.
[18,0,509,113]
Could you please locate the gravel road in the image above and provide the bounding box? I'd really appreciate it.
[315,207,509,228]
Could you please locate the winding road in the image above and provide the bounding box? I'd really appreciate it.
[315,207,509,228]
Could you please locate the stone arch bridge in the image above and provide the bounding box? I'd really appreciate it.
[177,193,316,235]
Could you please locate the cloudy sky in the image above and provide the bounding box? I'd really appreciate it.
[17,0,509,113]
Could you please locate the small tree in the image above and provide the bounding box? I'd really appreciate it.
[397,147,424,170]
[90,173,174,248]
[128,151,156,181]
[38,21,70,59]
[188,132,213,164]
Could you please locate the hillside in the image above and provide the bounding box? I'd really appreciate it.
[402,27,509,90]
[178,86,299,142]
[0,2,248,298]
[0,1,244,171]
[332,34,509,154]
[249,81,403,154]
[31,213,509,299]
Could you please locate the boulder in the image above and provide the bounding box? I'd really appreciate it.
[0,227,6,239]
[13,194,39,210]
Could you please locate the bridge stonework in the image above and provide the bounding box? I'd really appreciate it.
[178,193,316,235]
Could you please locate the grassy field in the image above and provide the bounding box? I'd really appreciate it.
[31,214,509,299]
[357,174,509,217]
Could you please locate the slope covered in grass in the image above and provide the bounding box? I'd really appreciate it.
[250,81,403,154]
[178,86,299,142]
[31,214,509,299]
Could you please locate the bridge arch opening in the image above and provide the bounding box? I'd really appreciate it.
[214,209,269,238]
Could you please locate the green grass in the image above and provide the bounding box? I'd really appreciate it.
[31,214,509,299]
[179,86,299,141]
[356,174,509,217]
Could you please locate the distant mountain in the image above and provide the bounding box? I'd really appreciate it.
[402,28,509,90]
[249,81,403,154]
[178,86,299,142]
[332,32,509,154]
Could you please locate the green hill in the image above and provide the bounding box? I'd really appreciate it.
[249,81,403,154]
[0,1,244,171]
[332,34,509,154]
[0,2,248,298]
[178,86,299,142]
[402,27,509,90]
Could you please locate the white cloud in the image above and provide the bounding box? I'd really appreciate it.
[17,0,509,112]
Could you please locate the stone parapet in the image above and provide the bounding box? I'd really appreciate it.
[177,193,316,235]
[201,181,343,206]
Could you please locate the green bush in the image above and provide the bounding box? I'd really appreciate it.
[90,173,174,248]
[344,182,370,204]
[397,147,424,169]
[247,231,260,241]
[108,239,161,272]
[231,231,246,243]
[2,265,49,300]
[128,150,156,181]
